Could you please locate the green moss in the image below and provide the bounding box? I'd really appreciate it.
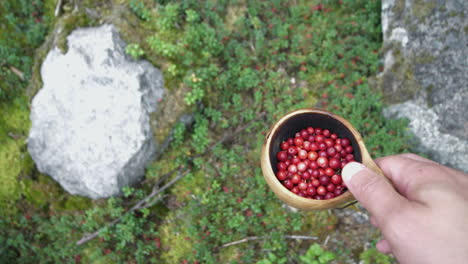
[159,212,193,263]
[414,51,435,64]
[412,0,436,22]
[0,96,32,213]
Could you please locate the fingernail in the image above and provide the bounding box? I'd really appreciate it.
[342,162,365,184]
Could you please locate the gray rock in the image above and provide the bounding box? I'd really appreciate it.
[380,0,467,136]
[379,0,468,170]
[28,25,165,199]
[384,101,468,172]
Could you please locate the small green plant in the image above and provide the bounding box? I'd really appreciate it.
[299,243,336,264]
[129,0,151,21]
[360,248,394,264]
[256,252,287,264]
[125,43,145,59]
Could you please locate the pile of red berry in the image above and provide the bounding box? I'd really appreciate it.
[275,127,355,200]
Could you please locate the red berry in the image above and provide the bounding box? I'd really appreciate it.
[331,133,338,139]
[326,147,336,156]
[303,159,311,167]
[277,162,287,171]
[318,168,325,176]
[302,171,311,180]
[294,137,304,146]
[325,167,335,176]
[319,143,327,150]
[291,156,301,164]
[323,129,331,137]
[306,187,316,196]
[341,138,350,146]
[288,165,298,173]
[324,138,334,147]
[291,174,301,184]
[324,192,335,199]
[298,181,308,190]
[300,130,309,139]
[308,136,315,143]
[317,186,326,196]
[314,195,322,200]
[345,154,354,161]
[312,170,320,178]
[317,157,329,168]
[315,134,325,143]
[329,158,341,169]
[297,162,307,172]
[331,174,342,185]
[287,147,298,155]
[326,183,336,192]
[287,138,294,145]
[334,188,343,196]
[307,127,314,134]
[345,145,353,153]
[280,142,289,150]
[283,179,293,189]
[315,128,322,134]
[276,151,288,161]
[277,171,287,181]
[319,176,330,186]
[310,142,319,151]
[308,151,318,161]
[309,161,319,169]
[291,187,299,194]
[285,160,291,166]
[318,150,328,157]
[298,149,308,159]
[312,179,321,187]
[334,144,343,152]
[303,141,311,151]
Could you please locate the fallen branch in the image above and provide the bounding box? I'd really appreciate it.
[76,168,186,246]
[55,0,63,17]
[221,235,318,248]
[9,66,24,80]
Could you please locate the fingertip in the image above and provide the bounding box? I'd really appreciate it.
[342,162,365,185]
[376,239,392,254]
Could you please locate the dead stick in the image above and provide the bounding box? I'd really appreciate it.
[221,235,318,248]
[76,168,185,246]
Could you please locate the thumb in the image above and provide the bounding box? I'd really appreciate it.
[342,162,406,220]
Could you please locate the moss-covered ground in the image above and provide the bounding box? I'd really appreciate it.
[0,0,409,263]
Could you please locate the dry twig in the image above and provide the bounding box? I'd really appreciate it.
[221,235,318,248]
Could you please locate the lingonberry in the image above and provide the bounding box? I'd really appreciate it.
[324,192,335,200]
[317,157,329,168]
[326,183,335,192]
[331,174,342,185]
[306,127,314,134]
[319,175,330,185]
[317,186,326,196]
[294,137,304,146]
[341,138,350,146]
[291,174,301,184]
[277,162,287,171]
[280,141,289,150]
[300,130,309,139]
[325,167,335,176]
[326,147,336,156]
[298,181,308,190]
[329,158,340,169]
[288,164,298,173]
[277,171,287,181]
[287,146,298,155]
[297,162,307,172]
[276,151,288,161]
[298,149,308,159]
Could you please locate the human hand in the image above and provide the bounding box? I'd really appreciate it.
[342,154,468,264]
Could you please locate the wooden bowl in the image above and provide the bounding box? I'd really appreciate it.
[261,108,384,210]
